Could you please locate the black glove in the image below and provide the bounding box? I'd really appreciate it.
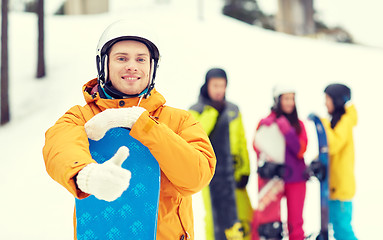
[236,175,249,189]
[258,162,285,179]
[305,159,327,181]
[210,100,226,113]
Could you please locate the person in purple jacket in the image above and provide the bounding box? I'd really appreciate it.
[252,84,308,240]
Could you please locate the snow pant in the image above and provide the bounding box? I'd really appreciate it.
[329,200,358,240]
[285,182,306,240]
[251,178,306,240]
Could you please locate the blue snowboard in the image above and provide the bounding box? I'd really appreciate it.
[308,114,329,240]
[75,127,160,240]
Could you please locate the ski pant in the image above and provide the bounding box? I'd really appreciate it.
[251,178,306,240]
[285,182,306,240]
[329,200,358,240]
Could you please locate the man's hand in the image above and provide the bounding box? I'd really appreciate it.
[85,107,146,140]
[236,175,249,189]
[76,146,131,202]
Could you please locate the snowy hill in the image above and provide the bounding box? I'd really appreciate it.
[1,1,383,239]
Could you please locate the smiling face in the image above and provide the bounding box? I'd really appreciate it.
[108,40,151,95]
[280,93,296,114]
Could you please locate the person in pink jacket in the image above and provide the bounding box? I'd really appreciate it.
[252,85,308,240]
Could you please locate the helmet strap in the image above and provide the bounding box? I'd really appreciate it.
[143,59,157,99]
[103,55,108,86]
[97,54,108,87]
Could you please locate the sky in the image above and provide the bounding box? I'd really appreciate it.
[1,0,383,239]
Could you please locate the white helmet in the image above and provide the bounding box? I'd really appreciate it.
[272,84,295,108]
[273,84,295,99]
[96,20,160,98]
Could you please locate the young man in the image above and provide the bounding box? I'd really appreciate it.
[322,83,358,240]
[43,20,216,240]
[189,68,252,240]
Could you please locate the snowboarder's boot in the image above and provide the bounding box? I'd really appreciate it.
[258,221,283,239]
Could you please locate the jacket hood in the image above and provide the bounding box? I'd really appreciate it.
[345,104,358,127]
[200,68,228,101]
[82,78,166,113]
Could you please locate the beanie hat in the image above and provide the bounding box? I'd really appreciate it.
[200,68,228,100]
[324,83,351,108]
[205,68,227,83]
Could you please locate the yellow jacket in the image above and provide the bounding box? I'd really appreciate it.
[43,79,216,240]
[321,104,357,201]
[189,104,250,182]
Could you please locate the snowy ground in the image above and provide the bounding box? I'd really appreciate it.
[1,0,383,239]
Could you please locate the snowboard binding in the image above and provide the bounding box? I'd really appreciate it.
[258,221,283,240]
[315,230,329,240]
[225,222,244,240]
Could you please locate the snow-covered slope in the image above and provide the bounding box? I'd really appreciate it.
[1,1,382,239]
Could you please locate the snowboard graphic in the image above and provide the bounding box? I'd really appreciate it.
[235,188,253,240]
[308,114,329,240]
[252,123,285,240]
[75,127,160,240]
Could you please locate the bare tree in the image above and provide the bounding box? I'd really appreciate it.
[276,0,315,35]
[198,0,204,21]
[1,0,10,125]
[65,0,109,14]
[36,0,45,78]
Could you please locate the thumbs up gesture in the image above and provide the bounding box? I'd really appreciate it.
[76,146,131,202]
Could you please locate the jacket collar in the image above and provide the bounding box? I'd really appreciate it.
[82,78,166,113]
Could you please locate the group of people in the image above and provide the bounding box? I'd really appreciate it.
[189,67,358,240]
[43,20,358,240]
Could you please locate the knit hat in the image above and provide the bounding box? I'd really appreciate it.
[200,68,228,100]
[324,83,351,108]
[205,68,227,83]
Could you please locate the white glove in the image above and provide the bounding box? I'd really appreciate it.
[85,106,147,141]
[76,146,131,202]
